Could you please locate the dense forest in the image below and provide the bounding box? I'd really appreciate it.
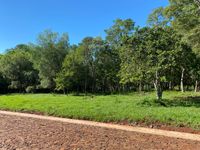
[0,0,199,100]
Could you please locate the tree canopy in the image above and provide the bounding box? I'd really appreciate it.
[0,1,200,100]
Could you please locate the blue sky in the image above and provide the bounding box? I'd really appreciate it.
[0,0,168,52]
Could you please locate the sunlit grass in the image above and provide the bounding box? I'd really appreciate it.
[0,91,200,129]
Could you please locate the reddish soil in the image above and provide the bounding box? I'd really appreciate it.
[0,114,200,150]
[117,120,200,134]
[4,109,200,134]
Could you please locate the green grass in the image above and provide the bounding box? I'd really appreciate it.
[0,91,200,129]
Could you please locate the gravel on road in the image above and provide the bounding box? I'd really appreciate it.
[0,113,200,150]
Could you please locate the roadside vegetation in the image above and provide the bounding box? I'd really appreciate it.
[0,91,200,129]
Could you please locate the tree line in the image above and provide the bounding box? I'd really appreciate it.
[0,0,199,100]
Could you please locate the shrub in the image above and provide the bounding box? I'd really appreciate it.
[26,86,36,93]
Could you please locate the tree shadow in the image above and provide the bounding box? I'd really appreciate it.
[138,96,200,108]
[164,96,200,107]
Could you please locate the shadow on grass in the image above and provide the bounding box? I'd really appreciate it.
[138,96,200,108]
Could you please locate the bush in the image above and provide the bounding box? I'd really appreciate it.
[26,86,36,93]
[9,81,21,89]
[137,98,167,107]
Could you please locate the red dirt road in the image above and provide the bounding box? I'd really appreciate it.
[0,114,200,150]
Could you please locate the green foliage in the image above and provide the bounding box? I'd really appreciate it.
[55,46,82,92]
[148,7,170,27]
[95,45,120,93]
[105,19,136,48]
[0,49,38,91]
[0,1,200,98]
[119,27,179,84]
[32,30,69,89]
[164,0,200,53]
[0,72,8,93]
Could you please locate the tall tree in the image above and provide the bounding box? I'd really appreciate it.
[165,0,200,54]
[55,45,83,94]
[0,50,38,92]
[119,27,183,100]
[105,19,137,92]
[32,30,69,89]
[119,27,151,92]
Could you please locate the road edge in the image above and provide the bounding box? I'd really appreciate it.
[0,110,200,141]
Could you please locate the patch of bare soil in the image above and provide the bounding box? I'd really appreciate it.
[0,114,200,150]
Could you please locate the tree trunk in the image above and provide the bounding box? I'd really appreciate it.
[154,71,163,101]
[84,83,87,95]
[76,85,79,96]
[84,75,87,96]
[169,81,172,90]
[195,80,198,92]
[91,66,96,94]
[181,68,185,93]
[139,81,142,92]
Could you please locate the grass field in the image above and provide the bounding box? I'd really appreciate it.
[0,91,200,129]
